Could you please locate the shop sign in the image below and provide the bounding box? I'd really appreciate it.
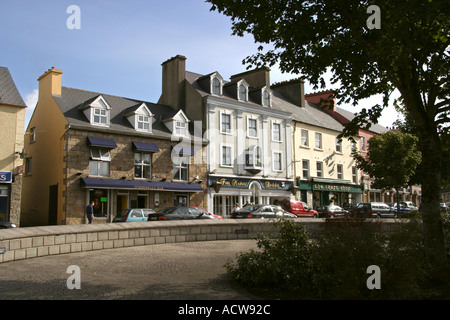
[0,172,12,184]
[208,177,293,190]
[297,179,363,193]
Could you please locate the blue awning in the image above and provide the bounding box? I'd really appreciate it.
[80,177,203,192]
[132,141,160,153]
[172,145,195,156]
[87,137,117,149]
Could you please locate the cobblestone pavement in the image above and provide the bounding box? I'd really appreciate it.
[0,240,259,300]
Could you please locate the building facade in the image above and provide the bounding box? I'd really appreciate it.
[159,56,295,217]
[0,67,26,226]
[21,67,207,226]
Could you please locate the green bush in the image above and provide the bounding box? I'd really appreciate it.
[226,218,439,299]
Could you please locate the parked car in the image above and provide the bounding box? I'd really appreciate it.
[190,206,223,219]
[401,201,419,212]
[231,204,297,219]
[441,203,449,213]
[353,202,395,218]
[0,222,16,229]
[318,205,350,218]
[388,203,411,217]
[147,206,211,221]
[113,208,156,222]
[277,200,319,218]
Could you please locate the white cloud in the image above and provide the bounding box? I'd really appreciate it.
[24,89,38,130]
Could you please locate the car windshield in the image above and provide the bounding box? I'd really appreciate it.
[240,205,262,212]
[116,209,131,218]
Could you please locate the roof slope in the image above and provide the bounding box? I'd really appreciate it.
[0,66,26,107]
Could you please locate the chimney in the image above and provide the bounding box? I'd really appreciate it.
[271,78,305,108]
[37,67,63,97]
[159,55,186,109]
[230,67,270,89]
[305,90,336,112]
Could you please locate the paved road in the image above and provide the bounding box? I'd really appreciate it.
[0,240,260,300]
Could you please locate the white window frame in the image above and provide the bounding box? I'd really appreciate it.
[92,108,108,126]
[316,161,323,177]
[302,160,309,179]
[238,83,248,102]
[337,164,343,179]
[301,129,309,147]
[173,157,189,181]
[315,132,323,150]
[245,145,262,169]
[271,121,282,142]
[220,144,233,167]
[137,115,151,132]
[262,88,271,107]
[361,136,367,152]
[175,121,187,135]
[134,152,152,179]
[30,127,36,143]
[272,151,283,172]
[352,166,358,184]
[247,116,258,139]
[89,147,111,177]
[336,138,342,153]
[219,111,233,135]
[212,76,222,96]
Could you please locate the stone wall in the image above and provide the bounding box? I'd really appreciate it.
[0,219,398,263]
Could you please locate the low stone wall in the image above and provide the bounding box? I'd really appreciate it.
[0,218,398,263]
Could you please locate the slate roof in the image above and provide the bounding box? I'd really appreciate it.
[334,107,388,134]
[52,86,185,138]
[185,71,344,132]
[0,66,26,107]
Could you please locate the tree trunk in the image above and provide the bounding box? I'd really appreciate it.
[419,130,447,267]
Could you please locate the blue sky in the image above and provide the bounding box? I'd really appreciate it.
[1,0,400,129]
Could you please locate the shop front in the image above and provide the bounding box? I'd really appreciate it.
[208,176,295,217]
[297,177,364,210]
[0,171,12,223]
[79,177,204,222]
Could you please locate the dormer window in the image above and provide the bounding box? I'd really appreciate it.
[80,95,111,127]
[238,83,248,102]
[262,88,271,107]
[125,103,153,133]
[162,109,190,137]
[212,77,222,96]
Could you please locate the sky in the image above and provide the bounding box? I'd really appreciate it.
[1,0,402,130]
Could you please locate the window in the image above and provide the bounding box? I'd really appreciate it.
[25,157,32,175]
[134,153,151,179]
[302,160,309,179]
[352,166,358,184]
[175,121,187,135]
[336,138,342,153]
[238,84,247,101]
[301,130,309,147]
[212,77,221,95]
[273,152,282,171]
[272,121,282,142]
[246,146,262,168]
[173,158,188,181]
[337,164,343,179]
[221,145,233,167]
[262,89,271,107]
[220,112,232,134]
[137,115,150,131]
[315,133,322,149]
[361,136,367,152]
[93,108,108,125]
[316,161,323,177]
[247,117,258,138]
[89,147,111,177]
[30,127,36,143]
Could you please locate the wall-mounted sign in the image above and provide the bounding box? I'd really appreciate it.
[0,172,12,184]
[208,177,293,191]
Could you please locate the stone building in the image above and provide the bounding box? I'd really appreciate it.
[0,66,26,226]
[21,67,207,226]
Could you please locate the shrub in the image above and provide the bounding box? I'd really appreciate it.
[226,218,436,299]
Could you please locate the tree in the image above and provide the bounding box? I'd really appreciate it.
[208,0,449,266]
[352,131,421,215]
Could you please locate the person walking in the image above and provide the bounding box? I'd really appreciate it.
[231,203,240,214]
[86,200,95,224]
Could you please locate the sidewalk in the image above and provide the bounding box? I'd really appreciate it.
[0,239,259,300]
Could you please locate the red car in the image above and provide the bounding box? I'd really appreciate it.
[190,206,224,219]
